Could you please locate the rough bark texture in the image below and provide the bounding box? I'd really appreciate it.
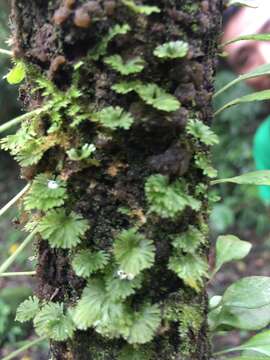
[10,1,222,359]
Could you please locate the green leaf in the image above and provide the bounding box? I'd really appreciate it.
[186,119,219,146]
[214,63,270,98]
[67,143,96,161]
[211,170,270,186]
[121,0,160,15]
[223,33,270,47]
[112,81,180,112]
[217,330,270,356]
[230,357,270,360]
[89,24,131,61]
[104,55,145,75]
[168,253,208,292]
[105,272,143,300]
[16,296,40,323]
[214,235,251,274]
[72,250,110,278]
[72,278,127,335]
[215,89,270,115]
[112,81,140,94]
[153,41,189,59]
[124,303,161,344]
[223,276,270,309]
[113,228,155,277]
[92,106,134,130]
[24,174,67,211]
[210,303,270,331]
[136,83,180,112]
[6,62,26,85]
[145,174,201,218]
[34,302,75,341]
[194,154,218,178]
[72,279,107,330]
[38,209,89,249]
[170,226,205,253]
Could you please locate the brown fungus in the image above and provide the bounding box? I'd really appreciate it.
[53,6,71,25]
[74,7,92,28]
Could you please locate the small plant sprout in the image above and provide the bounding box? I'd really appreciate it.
[153,41,189,59]
[67,144,96,161]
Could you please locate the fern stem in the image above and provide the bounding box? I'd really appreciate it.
[0,184,30,217]
[0,230,37,275]
[0,48,12,56]
[2,336,47,360]
[0,107,46,135]
[0,271,36,277]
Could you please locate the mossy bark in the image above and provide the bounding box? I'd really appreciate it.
[10,1,222,359]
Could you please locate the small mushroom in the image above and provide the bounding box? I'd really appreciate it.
[53,6,71,25]
[74,7,92,28]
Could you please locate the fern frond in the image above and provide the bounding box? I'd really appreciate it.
[113,228,155,277]
[145,175,201,218]
[92,106,134,130]
[170,226,205,253]
[186,119,219,146]
[34,302,75,341]
[124,303,161,344]
[16,296,40,323]
[104,55,145,75]
[38,209,89,249]
[72,250,110,278]
[154,41,189,59]
[121,0,160,15]
[24,174,67,211]
[168,254,208,292]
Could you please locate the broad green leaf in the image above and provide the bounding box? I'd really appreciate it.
[113,228,155,277]
[227,0,258,7]
[223,33,270,47]
[214,235,251,274]
[215,89,270,115]
[105,273,143,300]
[211,170,270,186]
[227,331,270,356]
[153,41,189,59]
[6,62,26,84]
[214,63,270,98]
[223,276,270,309]
[16,296,40,323]
[209,303,270,331]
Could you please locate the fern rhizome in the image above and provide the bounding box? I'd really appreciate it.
[0,1,221,359]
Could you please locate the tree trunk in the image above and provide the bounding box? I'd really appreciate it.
[10,1,222,359]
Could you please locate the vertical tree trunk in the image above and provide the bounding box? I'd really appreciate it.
[10,1,222,359]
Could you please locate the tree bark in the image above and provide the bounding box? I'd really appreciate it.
[10,1,222,359]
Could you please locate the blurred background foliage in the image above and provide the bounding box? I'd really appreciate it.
[0,2,270,358]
